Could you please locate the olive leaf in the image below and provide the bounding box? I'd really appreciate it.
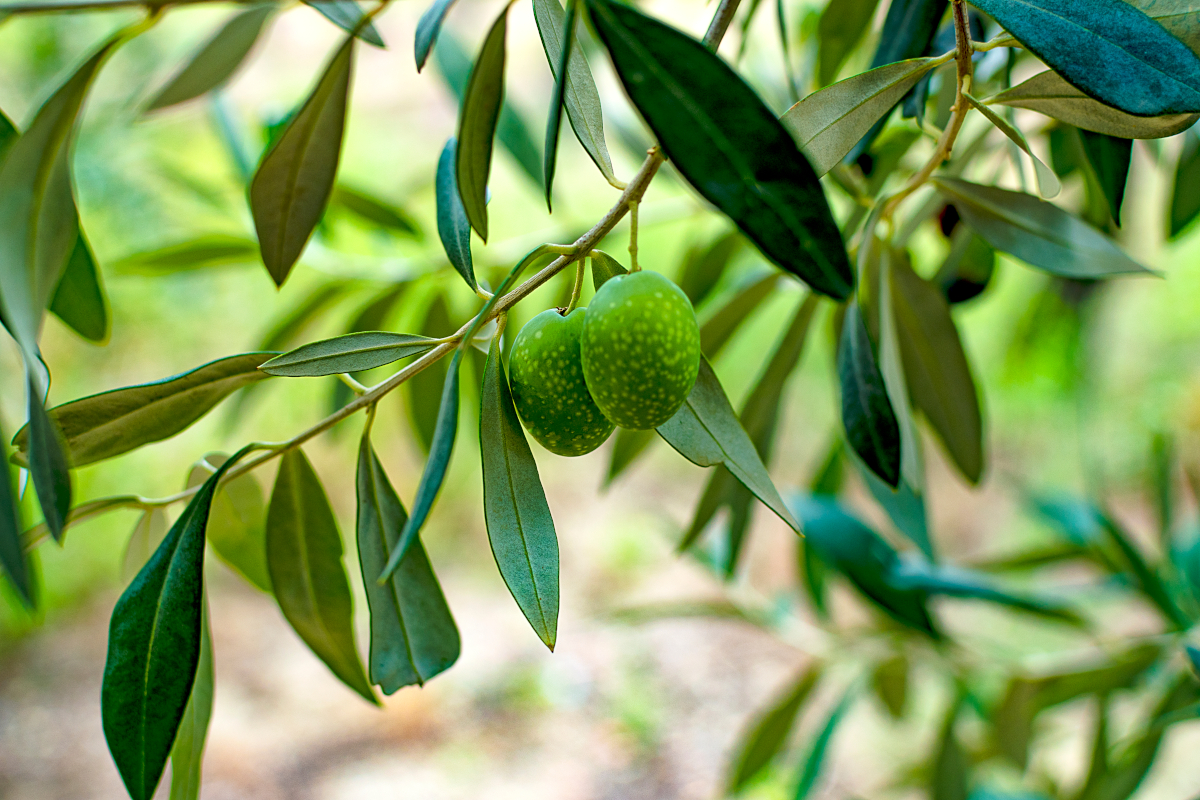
[678,229,740,307]
[1079,130,1132,225]
[857,457,935,560]
[13,353,275,467]
[540,0,580,210]
[146,5,274,111]
[49,231,109,343]
[261,332,439,377]
[456,3,512,241]
[989,70,1199,140]
[591,249,627,290]
[250,35,354,287]
[329,185,421,238]
[794,690,855,800]
[102,447,252,800]
[435,137,476,289]
[121,509,167,584]
[838,303,901,489]
[302,0,384,47]
[1171,133,1200,237]
[0,417,33,608]
[727,665,822,793]
[816,0,880,86]
[356,431,460,692]
[964,93,1061,199]
[414,0,461,70]
[586,0,854,300]
[781,58,938,176]
[970,0,1200,116]
[167,601,214,800]
[113,235,261,275]
[26,378,71,543]
[479,336,559,649]
[186,455,270,592]
[266,449,377,704]
[932,177,1151,278]
[699,273,779,357]
[407,294,455,454]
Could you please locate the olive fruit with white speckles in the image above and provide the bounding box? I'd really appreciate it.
[509,308,616,456]
[581,270,701,430]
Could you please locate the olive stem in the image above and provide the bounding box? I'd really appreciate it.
[564,260,586,313]
[628,199,641,272]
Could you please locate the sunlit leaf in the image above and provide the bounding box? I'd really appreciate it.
[586,0,854,300]
[121,509,167,585]
[266,449,377,703]
[302,0,384,47]
[356,430,459,692]
[479,336,559,648]
[330,185,421,238]
[113,235,261,275]
[261,331,438,377]
[435,138,476,289]
[146,5,274,111]
[727,665,821,793]
[13,353,274,467]
[871,654,908,719]
[250,35,354,287]
[186,455,270,592]
[971,0,1200,116]
[591,248,627,290]
[49,231,108,343]
[965,93,1061,199]
[167,602,213,800]
[456,4,511,241]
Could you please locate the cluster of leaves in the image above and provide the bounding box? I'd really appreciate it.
[3,0,1200,798]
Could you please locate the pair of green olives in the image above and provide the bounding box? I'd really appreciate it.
[508,270,702,456]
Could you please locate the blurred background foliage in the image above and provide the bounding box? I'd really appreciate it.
[4,0,1200,798]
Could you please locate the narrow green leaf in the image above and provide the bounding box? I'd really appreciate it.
[541,0,579,210]
[13,353,275,467]
[1099,513,1189,628]
[186,455,270,592]
[250,36,354,287]
[456,4,511,241]
[965,93,1061,199]
[931,701,968,800]
[838,303,901,489]
[871,654,908,719]
[604,428,653,485]
[990,70,1199,140]
[49,230,109,343]
[147,5,274,111]
[101,448,251,800]
[970,0,1200,116]
[728,665,821,793]
[1171,133,1200,237]
[678,229,740,307]
[858,462,935,560]
[534,0,616,188]
[261,331,437,377]
[0,417,34,608]
[658,358,801,534]
[414,0,460,70]
[932,177,1151,278]
[121,509,167,584]
[479,336,559,648]
[699,273,778,358]
[794,691,853,800]
[407,294,454,454]
[889,561,1083,624]
[1149,432,1175,543]
[890,251,983,483]
[877,246,922,491]
[257,282,351,352]
[302,0,384,47]
[781,59,938,177]
[113,235,261,275]
[1079,130,1132,225]
[266,449,376,703]
[0,35,118,355]
[330,185,421,238]
[356,430,460,692]
[586,0,854,300]
[26,378,71,543]
[435,138,476,289]
[168,602,214,800]
[816,0,881,85]
[591,249,627,290]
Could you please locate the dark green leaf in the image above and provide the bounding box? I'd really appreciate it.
[435,138,476,289]
[13,353,274,467]
[456,4,510,241]
[113,235,261,275]
[586,0,853,300]
[933,177,1150,278]
[26,379,71,543]
[186,456,270,592]
[931,701,968,800]
[658,358,801,534]
[591,249,627,290]
[1079,131,1132,225]
[816,0,880,86]
[934,225,994,304]
[799,537,828,616]
[678,229,740,306]
[408,293,454,453]
[0,35,117,355]
[1170,133,1200,238]
[261,332,438,377]
[699,273,778,358]
[1099,513,1189,628]
[891,251,983,483]
[604,427,654,485]
[168,603,213,800]
[1149,432,1175,543]
[0,417,33,608]
[479,336,559,648]
[838,303,901,489]
[781,58,938,177]
[356,430,460,692]
[727,665,821,793]
[794,690,853,800]
[266,449,376,703]
[414,0,460,70]
[101,449,249,800]
[541,0,579,210]
[146,5,274,111]
[889,561,1083,624]
[970,0,1200,116]
[0,107,15,152]
[533,0,616,186]
[871,654,908,719]
[302,0,384,47]
[991,70,1199,140]
[49,230,108,343]
[250,36,354,287]
[330,185,421,238]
